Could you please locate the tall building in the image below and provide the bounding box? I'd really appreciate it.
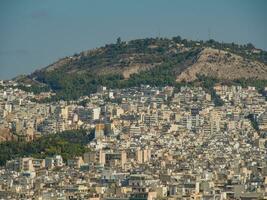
[99,149,106,165]
[94,123,105,139]
[20,157,35,172]
[105,150,127,168]
[210,110,221,134]
[136,147,151,164]
[92,107,101,120]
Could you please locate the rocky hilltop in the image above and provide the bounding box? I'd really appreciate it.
[177,47,267,82]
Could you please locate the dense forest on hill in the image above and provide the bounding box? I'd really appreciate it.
[0,129,93,166]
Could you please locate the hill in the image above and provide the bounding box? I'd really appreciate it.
[18,36,267,100]
[177,47,267,82]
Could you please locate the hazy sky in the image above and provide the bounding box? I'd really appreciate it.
[0,0,266,79]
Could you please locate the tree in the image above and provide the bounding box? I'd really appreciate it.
[246,43,255,50]
[116,37,122,45]
[172,36,182,43]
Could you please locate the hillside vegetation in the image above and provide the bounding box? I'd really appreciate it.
[18,36,267,100]
[0,130,92,166]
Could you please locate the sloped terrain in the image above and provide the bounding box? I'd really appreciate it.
[177,48,267,82]
[17,37,267,100]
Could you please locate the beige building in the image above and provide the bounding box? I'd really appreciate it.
[136,147,151,164]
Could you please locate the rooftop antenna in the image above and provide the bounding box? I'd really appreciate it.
[208,28,211,40]
[158,26,161,39]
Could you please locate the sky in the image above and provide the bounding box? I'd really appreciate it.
[0,0,266,80]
